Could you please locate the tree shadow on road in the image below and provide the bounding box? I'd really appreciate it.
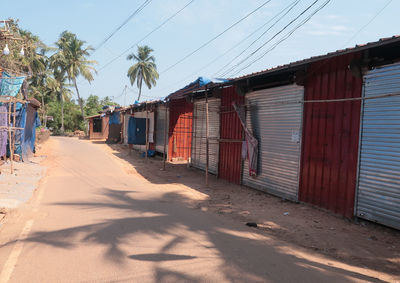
[2,188,390,282]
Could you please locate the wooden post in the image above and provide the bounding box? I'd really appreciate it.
[163,103,168,170]
[145,109,149,162]
[205,90,209,187]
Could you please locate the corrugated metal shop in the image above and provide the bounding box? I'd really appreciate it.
[155,103,169,156]
[219,86,244,184]
[300,53,363,218]
[191,97,220,174]
[225,35,400,227]
[123,101,159,153]
[356,62,400,230]
[243,84,304,201]
[167,98,193,161]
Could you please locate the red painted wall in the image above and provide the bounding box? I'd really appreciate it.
[219,86,244,184]
[89,116,109,140]
[168,98,193,161]
[299,53,362,218]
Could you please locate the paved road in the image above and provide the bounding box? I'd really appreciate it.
[0,137,381,282]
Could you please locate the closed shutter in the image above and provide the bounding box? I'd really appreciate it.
[357,62,400,229]
[191,98,220,174]
[155,105,169,154]
[243,84,304,201]
[123,114,130,144]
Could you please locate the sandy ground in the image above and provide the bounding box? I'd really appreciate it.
[0,154,46,216]
[0,137,398,282]
[101,141,400,281]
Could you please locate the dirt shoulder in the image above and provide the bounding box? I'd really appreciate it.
[91,141,400,281]
[0,137,53,225]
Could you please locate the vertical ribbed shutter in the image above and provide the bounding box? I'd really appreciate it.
[191,98,220,174]
[155,105,169,154]
[243,84,304,201]
[357,63,400,229]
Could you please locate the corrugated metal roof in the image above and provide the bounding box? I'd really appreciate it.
[230,35,400,82]
[166,77,229,100]
[85,114,101,119]
[123,99,164,113]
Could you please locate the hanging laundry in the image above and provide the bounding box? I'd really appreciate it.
[233,102,258,176]
[108,111,121,125]
[0,72,25,97]
[0,105,8,157]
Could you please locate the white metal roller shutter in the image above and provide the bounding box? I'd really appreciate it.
[191,98,220,174]
[123,114,130,145]
[357,62,400,230]
[155,105,169,154]
[243,84,304,201]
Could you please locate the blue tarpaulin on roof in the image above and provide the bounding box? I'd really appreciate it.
[167,77,229,100]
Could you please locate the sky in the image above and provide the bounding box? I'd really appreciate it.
[2,0,399,105]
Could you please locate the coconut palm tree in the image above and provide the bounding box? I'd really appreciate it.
[127,45,159,102]
[50,70,71,133]
[54,31,96,119]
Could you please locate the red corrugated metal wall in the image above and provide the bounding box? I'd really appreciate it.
[168,98,193,161]
[219,86,244,184]
[299,53,362,218]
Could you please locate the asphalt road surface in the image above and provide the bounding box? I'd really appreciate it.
[0,137,385,282]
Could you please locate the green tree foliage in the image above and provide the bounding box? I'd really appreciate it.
[84,95,119,117]
[53,31,97,119]
[127,45,159,102]
[0,20,113,135]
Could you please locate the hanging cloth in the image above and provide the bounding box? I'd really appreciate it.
[0,72,25,97]
[233,102,258,176]
[0,105,8,157]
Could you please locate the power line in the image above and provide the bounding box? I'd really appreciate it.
[149,0,301,97]
[97,0,195,72]
[230,0,331,77]
[214,0,300,77]
[221,0,321,77]
[160,0,273,74]
[340,0,393,49]
[93,0,152,53]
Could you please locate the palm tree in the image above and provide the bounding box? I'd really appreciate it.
[127,45,159,102]
[50,70,71,133]
[54,31,96,119]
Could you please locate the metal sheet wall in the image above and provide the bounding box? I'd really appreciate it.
[168,98,193,161]
[219,86,244,184]
[357,62,400,229]
[191,98,220,174]
[123,113,130,145]
[243,84,304,201]
[155,105,169,154]
[299,53,362,218]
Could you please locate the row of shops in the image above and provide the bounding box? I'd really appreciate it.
[87,36,400,230]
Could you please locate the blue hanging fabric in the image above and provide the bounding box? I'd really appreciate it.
[0,105,8,157]
[14,104,27,159]
[0,72,25,97]
[109,111,121,125]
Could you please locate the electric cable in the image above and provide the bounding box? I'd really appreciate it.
[221,0,321,77]
[97,0,195,72]
[93,0,152,54]
[160,0,273,74]
[230,0,331,76]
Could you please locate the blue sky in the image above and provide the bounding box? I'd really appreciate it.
[2,0,398,105]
